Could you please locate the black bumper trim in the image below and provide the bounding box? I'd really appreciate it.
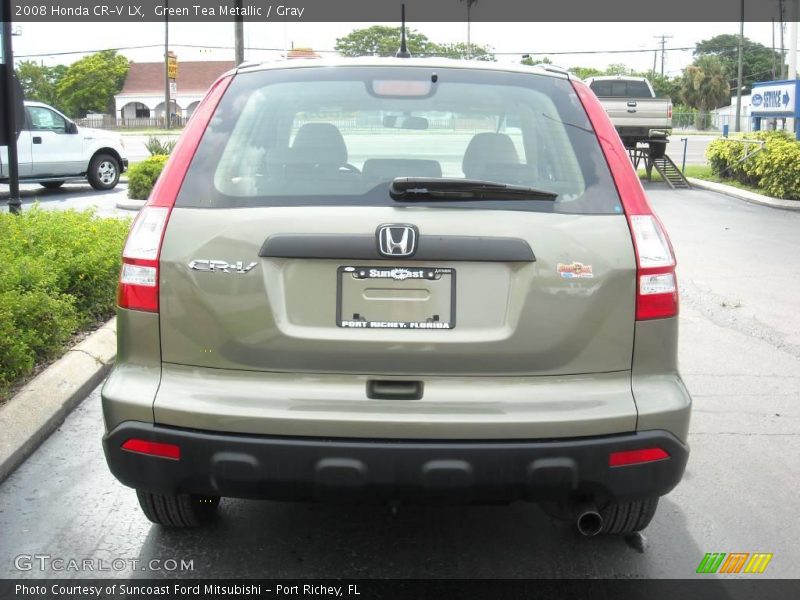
[103,423,689,504]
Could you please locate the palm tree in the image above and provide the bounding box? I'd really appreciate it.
[459,0,479,59]
[681,55,731,130]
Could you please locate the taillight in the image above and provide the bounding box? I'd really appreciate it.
[668,104,673,119]
[118,207,170,312]
[570,80,679,322]
[629,215,678,320]
[116,74,232,313]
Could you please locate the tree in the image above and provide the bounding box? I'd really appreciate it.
[435,42,495,61]
[335,25,494,60]
[695,34,780,94]
[55,50,129,117]
[521,56,552,66]
[604,63,635,76]
[568,66,604,80]
[335,26,437,57]
[648,73,682,104]
[15,61,67,108]
[681,55,730,129]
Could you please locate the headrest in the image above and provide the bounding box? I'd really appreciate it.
[290,123,348,165]
[462,133,520,179]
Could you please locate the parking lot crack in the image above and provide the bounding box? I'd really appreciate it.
[679,281,800,360]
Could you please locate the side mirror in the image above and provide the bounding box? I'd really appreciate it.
[66,121,78,134]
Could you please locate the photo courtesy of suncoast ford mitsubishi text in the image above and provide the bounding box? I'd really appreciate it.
[101,58,691,535]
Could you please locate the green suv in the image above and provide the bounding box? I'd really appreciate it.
[102,59,691,535]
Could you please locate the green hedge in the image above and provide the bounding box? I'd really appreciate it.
[706,131,800,200]
[0,208,131,397]
[127,154,169,200]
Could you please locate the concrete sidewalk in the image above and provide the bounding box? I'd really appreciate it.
[0,319,116,483]
[687,178,800,211]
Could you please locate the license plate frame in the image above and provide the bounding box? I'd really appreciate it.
[336,265,456,330]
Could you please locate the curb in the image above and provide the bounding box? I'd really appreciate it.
[0,318,117,483]
[116,198,145,211]
[687,178,800,211]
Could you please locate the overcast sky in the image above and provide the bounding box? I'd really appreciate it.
[11,21,797,79]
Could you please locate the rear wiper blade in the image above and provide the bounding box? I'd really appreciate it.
[389,177,558,201]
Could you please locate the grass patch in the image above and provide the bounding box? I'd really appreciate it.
[638,164,765,196]
[0,208,131,400]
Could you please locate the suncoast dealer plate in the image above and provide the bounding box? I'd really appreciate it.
[337,266,456,329]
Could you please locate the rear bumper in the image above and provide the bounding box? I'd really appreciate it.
[103,422,688,504]
[615,126,672,141]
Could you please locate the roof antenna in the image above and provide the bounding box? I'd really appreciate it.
[396,3,411,58]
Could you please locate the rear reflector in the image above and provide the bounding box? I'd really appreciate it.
[121,439,181,460]
[609,447,669,467]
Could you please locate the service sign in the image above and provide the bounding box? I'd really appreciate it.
[751,80,798,116]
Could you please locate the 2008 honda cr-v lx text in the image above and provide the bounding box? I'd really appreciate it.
[102,57,691,535]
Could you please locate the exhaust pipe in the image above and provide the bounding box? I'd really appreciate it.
[576,505,604,537]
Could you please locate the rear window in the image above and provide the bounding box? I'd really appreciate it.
[177,66,621,214]
[589,79,653,98]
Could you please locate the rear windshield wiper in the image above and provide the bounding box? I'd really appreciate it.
[389,177,558,201]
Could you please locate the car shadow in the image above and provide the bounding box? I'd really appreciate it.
[131,494,711,579]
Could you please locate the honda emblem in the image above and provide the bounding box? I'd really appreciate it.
[376,224,418,257]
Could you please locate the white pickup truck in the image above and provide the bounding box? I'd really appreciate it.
[585,76,672,158]
[0,101,128,190]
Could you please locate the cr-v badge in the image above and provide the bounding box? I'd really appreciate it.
[188,260,257,273]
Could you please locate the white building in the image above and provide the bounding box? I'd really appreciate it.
[711,95,754,132]
[114,60,234,123]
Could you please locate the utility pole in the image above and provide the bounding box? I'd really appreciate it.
[780,0,786,79]
[234,0,244,65]
[788,0,798,136]
[735,0,744,132]
[164,0,170,130]
[2,0,20,214]
[772,17,777,79]
[654,34,673,77]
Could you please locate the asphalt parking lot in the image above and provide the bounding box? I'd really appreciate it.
[0,181,133,218]
[0,183,797,579]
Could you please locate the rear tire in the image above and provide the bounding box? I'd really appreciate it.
[600,497,659,534]
[41,181,65,189]
[88,153,120,190]
[136,490,220,527]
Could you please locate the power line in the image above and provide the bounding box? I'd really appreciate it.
[17,43,748,60]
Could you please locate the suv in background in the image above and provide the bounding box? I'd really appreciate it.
[0,101,127,191]
[102,59,691,536]
[585,75,673,158]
